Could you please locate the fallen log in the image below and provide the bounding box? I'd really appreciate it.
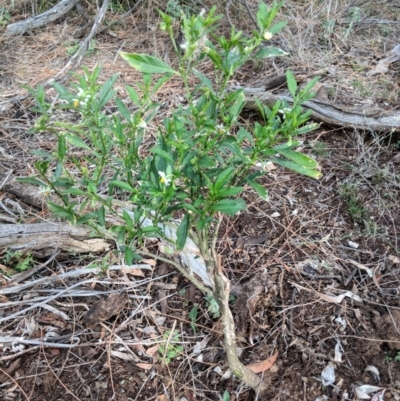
[0,223,110,257]
[237,86,400,133]
[5,0,80,37]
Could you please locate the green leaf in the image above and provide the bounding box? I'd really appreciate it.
[293,123,319,135]
[16,177,46,187]
[246,179,268,200]
[256,1,269,30]
[181,203,200,214]
[54,122,85,134]
[98,74,118,109]
[31,150,54,159]
[57,134,67,160]
[60,188,86,195]
[111,180,135,192]
[189,304,198,334]
[216,187,245,197]
[269,20,287,34]
[176,213,190,250]
[213,167,235,192]
[301,76,319,94]
[272,158,322,179]
[211,199,246,216]
[53,82,68,97]
[65,134,90,150]
[122,210,134,230]
[222,391,231,401]
[274,140,302,150]
[35,160,50,175]
[76,212,97,225]
[97,206,106,227]
[125,247,134,265]
[142,226,162,234]
[115,98,131,122]
[193,69,214,93]
[120,53,179,75]
[255,46,288,59]
[47,203,76,220]
[275,148,319,169]
[125,85,141,106]
[150,147,174,164]
[286,70,297,97]
[152,73,173,94]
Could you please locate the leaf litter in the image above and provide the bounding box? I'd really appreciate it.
[1,0,400,400]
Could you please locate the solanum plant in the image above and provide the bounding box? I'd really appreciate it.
[22,1,320,391]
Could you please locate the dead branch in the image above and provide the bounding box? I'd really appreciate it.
[5,0,80,37]
[0,223,111,257]
[236,86,400,132]
[52,0,110,81]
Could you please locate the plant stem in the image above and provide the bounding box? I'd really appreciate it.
[205,252,261,389]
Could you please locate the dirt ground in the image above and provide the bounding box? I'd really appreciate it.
[1,1,400,400]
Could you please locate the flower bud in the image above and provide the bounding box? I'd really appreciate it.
[263,31,273,40]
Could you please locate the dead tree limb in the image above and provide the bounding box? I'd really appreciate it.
[0,223,111,257]
[237,86,400,132]
[5,0,80,37]
[51,0,110,82]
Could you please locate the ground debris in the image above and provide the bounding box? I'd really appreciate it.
[84,292,128,329]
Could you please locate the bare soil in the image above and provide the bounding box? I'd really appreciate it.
[0,1,400,400]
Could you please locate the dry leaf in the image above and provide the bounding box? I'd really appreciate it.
[334,342,343,363]
[145,345,159,357]
[0,263,15,275]
[347,259,373,277]
[247,352,278,373]
[136,363,153,370]
[120,267,145,276]
[388,255,400,264]
[110,350,137,362]
[84,292,127,328]
[321,363,335,386]
[355,385,383,399]
[365,365,380,381]
[142,259,157,266]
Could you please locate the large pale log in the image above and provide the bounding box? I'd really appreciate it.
[0,223,110,256]
[238,86,400,133]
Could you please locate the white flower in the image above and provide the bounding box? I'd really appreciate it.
[158,171,172,186]
[216,123,225,133]
[138,120,147,129]
[38,186,54,197]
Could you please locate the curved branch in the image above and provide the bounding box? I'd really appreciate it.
[5,0,80,37]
